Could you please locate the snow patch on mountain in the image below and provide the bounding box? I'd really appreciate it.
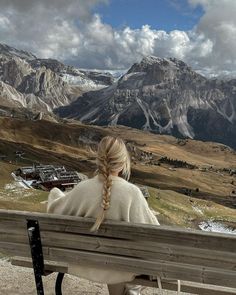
[61,73,107,90]
[78,68,126,79]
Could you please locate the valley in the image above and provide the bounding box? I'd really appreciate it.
[0,116,235,232]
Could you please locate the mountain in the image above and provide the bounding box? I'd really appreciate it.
[2,44,236,149]
[56,56,236,149]
[0,43,114,112]
[29,58,115,90]
[0,43,36,60]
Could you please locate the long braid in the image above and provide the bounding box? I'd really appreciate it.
[90,141,114,232]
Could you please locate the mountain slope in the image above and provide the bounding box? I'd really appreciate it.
[0,116,236,228]
[0,43,36,60]
[56,56,236,149]
[0,43,114,112]
[0,116,235,199]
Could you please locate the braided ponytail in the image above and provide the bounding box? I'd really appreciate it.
[90,136,130,232]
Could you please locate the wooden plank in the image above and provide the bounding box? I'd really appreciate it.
[63,224,236,252]
[39,231,236,271]
[47,247,236,288]
[0,241,49,256]
[3,240,236,288]
[0,219,66,234]
[10,257,236,295]
[1,210,236,288]
[134,278,236,295]
[1,225,236,271]
[0,210,235,252]
[0,233,29,244]
[11,256,68,273]
[0,242,30,258]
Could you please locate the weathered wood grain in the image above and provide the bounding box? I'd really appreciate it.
[1,209,236,290]
[11,256,68,274]
[0,210,235,252]
[1,223,236,271]
[11,257,236,295]
[47,247,236,288]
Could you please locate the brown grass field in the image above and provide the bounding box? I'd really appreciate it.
[0,116,235,228]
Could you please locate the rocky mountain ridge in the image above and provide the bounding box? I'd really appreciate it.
[56,56,236,149]
[1,44,236,149]
[0,43,114,112]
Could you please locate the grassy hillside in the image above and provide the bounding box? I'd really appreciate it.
[0,116,235,229]
[147,187,236,227]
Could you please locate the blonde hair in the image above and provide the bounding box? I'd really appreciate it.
[90,136,131,232]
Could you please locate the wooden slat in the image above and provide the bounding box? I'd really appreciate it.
[134,278,236,295]
[0,232,29,244]
[3,240,236,288]
[11,257,68,274]
[11,257,236,295]
[0,241,49,256]
[0,241,31,257]
[1,225,236,271]
[1,210,236,289]
[40,231,236,270]
[47,247,236,288]
[0,210,236,252]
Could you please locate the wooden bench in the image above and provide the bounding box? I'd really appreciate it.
[0,209,236,295]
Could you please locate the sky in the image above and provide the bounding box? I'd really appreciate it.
[95,0,204,31]
[0,0,236,77]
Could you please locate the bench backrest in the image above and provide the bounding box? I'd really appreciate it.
[0,209,236,288]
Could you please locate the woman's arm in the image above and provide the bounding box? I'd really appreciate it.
[129,186,160,225]
[47,187,70,214]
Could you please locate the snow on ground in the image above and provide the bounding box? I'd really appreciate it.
[199,221,236,235]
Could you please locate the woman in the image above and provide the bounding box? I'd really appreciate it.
[47,136,160,295]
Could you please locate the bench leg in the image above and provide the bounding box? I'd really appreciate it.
[55,273,65,295]
[27,220,45,295]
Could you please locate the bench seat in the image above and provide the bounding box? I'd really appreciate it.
[0,209,236,294]
[10,256,236,295]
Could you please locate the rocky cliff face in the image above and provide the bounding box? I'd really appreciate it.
[56,56,236,149]
[30,59,115,90]
[0,44,113,112]
[0,43,36,60]
[0,45,73,112]
[2,44,236,149]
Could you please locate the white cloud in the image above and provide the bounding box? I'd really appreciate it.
[188,0,236,73]
[0,16,10,29]
[0,0,108,60]
[0,0,236,77]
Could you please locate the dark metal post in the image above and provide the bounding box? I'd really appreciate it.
[27,219,45,295]
[55,273,65,295]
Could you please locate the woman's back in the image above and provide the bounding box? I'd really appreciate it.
[48,174,159,225]
[47,136,159,290]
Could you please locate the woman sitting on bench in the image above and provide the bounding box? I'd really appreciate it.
[47,136,160,295]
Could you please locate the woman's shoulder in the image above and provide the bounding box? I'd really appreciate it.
[48,187,65,203]
[73,175,98,190]
[111,176,143,195]
[74,174,142,197]
[73,174,112,192]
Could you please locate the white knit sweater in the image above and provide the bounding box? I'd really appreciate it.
[47,175,159,284]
